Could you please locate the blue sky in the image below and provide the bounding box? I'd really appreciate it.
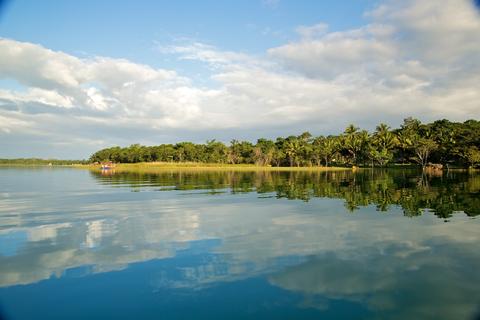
[1,1,375,59]
[0,0,480,158]
[0,0,376,84]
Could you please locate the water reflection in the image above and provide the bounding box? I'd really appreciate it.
[0,168,479,319]
[91,169,480,218]
[269,242,480,319]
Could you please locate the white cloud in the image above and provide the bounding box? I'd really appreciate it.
[1,0,480,158]
[0,39,84,90]
[0,88,74,108]
[0,113,32,134]
[158,42,259,70]
[296,23,329,39]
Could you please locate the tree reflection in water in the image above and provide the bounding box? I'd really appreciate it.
[91,169,480,220]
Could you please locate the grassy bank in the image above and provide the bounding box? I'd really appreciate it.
[4,162,476,173]
[76,162,353,172]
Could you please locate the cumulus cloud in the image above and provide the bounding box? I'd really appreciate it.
[296,23,329,39]
[1,0,480,158]
[159,42,254,69]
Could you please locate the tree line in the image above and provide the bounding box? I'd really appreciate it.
[89,118,480,168]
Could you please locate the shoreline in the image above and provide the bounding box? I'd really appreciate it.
[76,162,352,172]
[1,162,478,172]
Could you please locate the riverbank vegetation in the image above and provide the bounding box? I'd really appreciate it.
[90,118,480,168]
[85,162,351,173]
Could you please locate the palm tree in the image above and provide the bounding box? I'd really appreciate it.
[343,125,364,165]
[371,124,397,166]
[344,124,358,135]
[284,137,301,167]
[374,124,397,149]
[327,137,340,166]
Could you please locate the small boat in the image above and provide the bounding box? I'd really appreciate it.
[100,161,115,170]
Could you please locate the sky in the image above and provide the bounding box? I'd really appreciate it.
[0,0,479,159]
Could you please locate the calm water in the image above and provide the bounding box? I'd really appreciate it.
[0,168,479,319]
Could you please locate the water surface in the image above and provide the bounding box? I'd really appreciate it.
[0,168,479,319]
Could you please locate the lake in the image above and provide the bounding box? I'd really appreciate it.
[0,167,479,319]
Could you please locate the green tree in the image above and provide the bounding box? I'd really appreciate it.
[342,125,369,165]
[371,123,397,166]
[464,147,480,168]
[312,136,338,167]
[342,125,360,165]
[205,140,228,163]
[228,140,242,164]
[396,117,421,163]
[284,136,302,167]
[429,119,456,164]
[253,139,276,166]
[298,132,313,166]
[413,138,438,170]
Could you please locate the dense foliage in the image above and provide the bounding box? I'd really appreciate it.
[89,118,480,168]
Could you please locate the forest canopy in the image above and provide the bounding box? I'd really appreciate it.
[89,118,480,168]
